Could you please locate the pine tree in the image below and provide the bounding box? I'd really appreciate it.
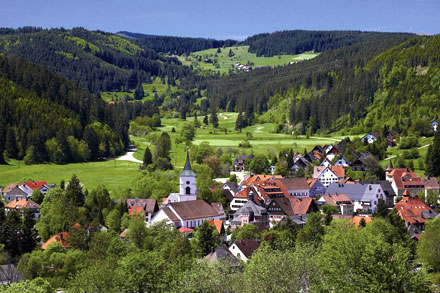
[143,147,152,167]
[426,131,440,177]
[209,108,219,128]
[20,209,38,254]
[203,115,209,125]
[134,82,144,100]
[66,175,85,207]
[4,127,19,159]
[235,113,243,132]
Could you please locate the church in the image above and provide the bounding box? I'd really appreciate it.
[165,152,198,203]
[150,153,225,229]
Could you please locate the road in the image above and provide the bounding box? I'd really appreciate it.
[383,143,431,161]
[116,146,143,164]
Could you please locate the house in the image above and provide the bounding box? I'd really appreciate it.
[233,154,254,171]
[423,177,440,199]
[5,198,41,219]
[333,155,350,167]
[204,247,239,265]
[228,239,260,262]
[317,194,354,215]
[307,178,326,198]
[394,189,437,234]
[432,120,438,132]
[150,200,224,229]
[230,187,259,211]
[363,180,396,207]
[351,152,373,171]
[242,174,282,187]
[2,183,33,201]
[126,198,158,222]
[24,180,47,191]
[313,166,345,188]
[41,232,70,250]
[386,168,423,196]
[253,180,288,202]
[278,178,310,197]
[361,133,378,144]
[326,183,387,213]
[230,194,269,230]
[266,197,318,225]
[221,182,240,196]
[320,158,333,167]
[291,156,312,171]
[325,145,341,161]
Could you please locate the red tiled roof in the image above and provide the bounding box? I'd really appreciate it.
[243,175,282,187]
[234,187,257,199]
[278,178,309,190]
[129,206,146,217]
[388,168,419,190]
[2,183,20,194]
[207,220,224,234]
[25,181,47,190]
[330,166,345,179]
[120,228,129,238]
[289,198,316,215]
[5,198,40,209]
[41,232,70,250]
[321,194,353,206]
[351,216,373,227]
[179,227,194,233]
[394,194,433,225]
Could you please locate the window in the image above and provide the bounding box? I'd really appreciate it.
[186,181,190,185]
[185,187,191,195]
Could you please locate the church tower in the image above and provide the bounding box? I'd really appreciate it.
[178,152,197,201]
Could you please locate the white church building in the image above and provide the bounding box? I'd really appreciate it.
[150,153,225,229]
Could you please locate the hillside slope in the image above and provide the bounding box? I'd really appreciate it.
[0,27,192,93]
[243,30,414,56]
[0,54,133,164]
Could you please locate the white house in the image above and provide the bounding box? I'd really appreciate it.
[361,133,378,144]
[320,158,333,167]
[228,239,260,262]
[313,166,343,188]
[333,155,350,167]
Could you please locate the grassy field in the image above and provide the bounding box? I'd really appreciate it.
[0,159,140,195]
[101,78,178,103]
[131,112,361,167]
[0,112,364,193]
[177,46,319,74]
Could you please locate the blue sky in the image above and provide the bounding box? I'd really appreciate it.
[1,0,439,40]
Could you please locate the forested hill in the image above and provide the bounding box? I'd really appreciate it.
[243,30,414,57]
[0,54,160,165]
[0,27,193,93]
[118,31,237,55]
[207,35,412,114]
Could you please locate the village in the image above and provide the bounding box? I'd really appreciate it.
[1,134,439,278]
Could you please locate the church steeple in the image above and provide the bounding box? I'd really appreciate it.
[180,151,196,177]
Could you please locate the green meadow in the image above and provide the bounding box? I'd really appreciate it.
[177,45,319,74]
[0,112,364,193]
[0,159,139,195]
[101,77,178,103]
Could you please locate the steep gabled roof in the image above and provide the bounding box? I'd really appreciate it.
[289,197,317,215]
[41,232,70,250]
[394,193,435,225]
[232,239,260,259]
[320,194,353,206]
[25,181,48,190]
[5,198,40,209]
[207,220,224,234]
[126,198,158,213]
[205,247,238,264]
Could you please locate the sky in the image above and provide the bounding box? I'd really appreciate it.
[0,0,439,40]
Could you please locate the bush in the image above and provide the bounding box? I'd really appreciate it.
[399,137,419,149]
